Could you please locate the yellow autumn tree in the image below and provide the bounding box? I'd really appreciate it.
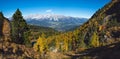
[55,36,60,50]
[62,35,69,51]
[99,26,103,31]
[33,37,44,53]
[90,32,100,47]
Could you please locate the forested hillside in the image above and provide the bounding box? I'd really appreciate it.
[28,25,60,40]
[34,0,120,52]
[33,0,120,59]
[72,0,120,48]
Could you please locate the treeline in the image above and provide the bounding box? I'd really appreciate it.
[29,25,60,40]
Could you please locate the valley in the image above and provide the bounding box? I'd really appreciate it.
[25,14,87,31]
[0,0,120,59]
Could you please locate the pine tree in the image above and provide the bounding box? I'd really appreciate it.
[11,9,29,44]
[0,12,4,19]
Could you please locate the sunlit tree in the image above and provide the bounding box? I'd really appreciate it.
[90,32,99,47]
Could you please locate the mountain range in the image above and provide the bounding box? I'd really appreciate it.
[25,14,88,31]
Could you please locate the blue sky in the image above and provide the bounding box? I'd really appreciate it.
[0,0,110,18]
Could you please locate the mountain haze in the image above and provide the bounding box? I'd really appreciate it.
[25,14,88,31]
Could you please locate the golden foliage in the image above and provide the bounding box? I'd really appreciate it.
[99,26,103,31]
[33,36,46,53]
[90,32,100,47]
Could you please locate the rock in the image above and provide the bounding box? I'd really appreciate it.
[0,18,11,41]
[2,19,11,41]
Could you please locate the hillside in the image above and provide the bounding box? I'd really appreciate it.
[67,42,120,59]
[28,25,60,40]
[72,0,120,47]
[0,10,64,59]
[0,10,43,59]
[66,0,120,58]
[33,0,120,57]
[0,0,120,59]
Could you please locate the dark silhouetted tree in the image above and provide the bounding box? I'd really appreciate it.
[11,9,29,44]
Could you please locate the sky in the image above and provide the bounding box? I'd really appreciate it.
[0,0,110,18]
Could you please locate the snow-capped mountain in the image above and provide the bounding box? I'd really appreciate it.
[25,14,88,31]
[25,14,74,21]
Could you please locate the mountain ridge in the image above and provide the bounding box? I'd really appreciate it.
[25,14,88,31]
[24,14,86,21]
[73,0,120,48]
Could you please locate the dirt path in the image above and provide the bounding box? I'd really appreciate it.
[47,52,70,59]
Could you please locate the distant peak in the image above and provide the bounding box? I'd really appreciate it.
[24,14,81,21]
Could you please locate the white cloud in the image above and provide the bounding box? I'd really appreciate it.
[46,9,52,13]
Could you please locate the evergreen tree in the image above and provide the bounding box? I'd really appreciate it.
[12,9,29,44]
[0,12,4,18]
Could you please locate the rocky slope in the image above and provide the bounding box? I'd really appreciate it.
[66,0,120,59]
[0,12,11,41]
[61,0,120,59]
[73,0,120,47]
[0,13,41,59]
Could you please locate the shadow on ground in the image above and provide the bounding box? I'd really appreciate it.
[66,42,120,59]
